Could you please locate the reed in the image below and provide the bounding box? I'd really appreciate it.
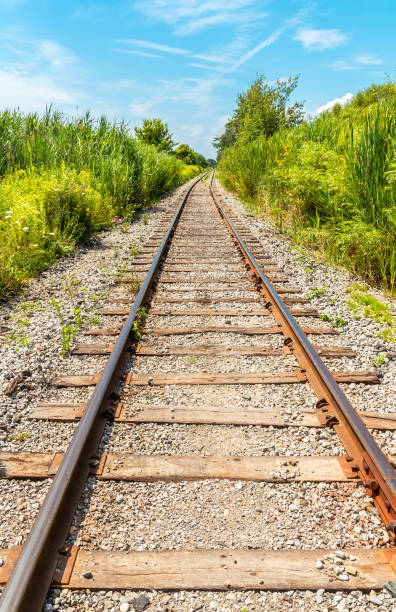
[218,85,396,291]
[0,108,200,299]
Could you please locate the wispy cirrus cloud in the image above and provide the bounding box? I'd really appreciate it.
[115,39,189,54]
[38,40,78,69]
[294,28,348,51]
[230,26,285,70]
[113,48,160,58]
[332,54,383,71]
[356,54,383,66]
[133,0,268,35]
[190,53,228,64]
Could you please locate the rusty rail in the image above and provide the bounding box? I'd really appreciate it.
[209,172,396,530]
[0,175,205,612]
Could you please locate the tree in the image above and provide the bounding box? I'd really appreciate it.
[213,75,304,154]
[194,152,209,167]
[134,118,176,152]
[173,144,197,165]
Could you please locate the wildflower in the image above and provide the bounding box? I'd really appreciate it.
[5,210,12,214]
[32,244,38,247]
[15,220,20,224]
[112,217,124,225]
[22,227,29,232]
[48,232,55,236]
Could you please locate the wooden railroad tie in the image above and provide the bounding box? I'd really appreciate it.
[0,452,374,481]
[71,342,356,358]
[50,370,378,387]
[1,547,394,591]
[31,402,396,430]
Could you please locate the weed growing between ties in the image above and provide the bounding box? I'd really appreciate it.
[216,81,396,292]
[132,307,148,340]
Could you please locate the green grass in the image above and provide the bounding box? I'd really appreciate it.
[0,108,201,300]
[218,83,396,292]
[346,283,395,341]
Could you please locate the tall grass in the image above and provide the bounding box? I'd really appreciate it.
[0,108,200,298]
[218,89,396,291]
[0,109,192,216]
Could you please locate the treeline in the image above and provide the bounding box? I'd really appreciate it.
[0,110,203,298]
[216,78,396,291]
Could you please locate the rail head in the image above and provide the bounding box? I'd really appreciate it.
[209,171,396,528]
[0,174,205,612]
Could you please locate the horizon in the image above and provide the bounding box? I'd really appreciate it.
[0,0,394,157]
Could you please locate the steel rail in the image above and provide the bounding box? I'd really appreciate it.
[209,172,396,525]
[0,174,205,612]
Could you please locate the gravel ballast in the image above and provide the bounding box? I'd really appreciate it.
[1,178,395,611]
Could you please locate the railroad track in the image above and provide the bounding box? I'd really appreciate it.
[1,173,396,610]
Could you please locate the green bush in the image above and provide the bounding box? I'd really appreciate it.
[218,82,396,291]
[0,167,113,299]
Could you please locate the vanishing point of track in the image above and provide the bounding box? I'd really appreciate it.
[1,173,396,611]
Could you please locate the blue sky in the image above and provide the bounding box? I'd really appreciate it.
[0,0,394,157]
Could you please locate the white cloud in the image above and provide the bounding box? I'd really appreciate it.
[38,40,78,69]
[188,62,224,72]
[315,92,353,115]
[332,54,383,71]
[356,54,383,66]
[190,53,228,64]
[113,48,160,58]
[115,39,189,54]
[231,26,285,70]
[133,0,267,35]
[331,60,355,71]
[294,28,348,51]
[0,68,76,111]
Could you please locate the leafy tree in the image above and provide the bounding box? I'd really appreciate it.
[134,118,176,152]
[213,117,239,152]
[173,145,210,167]
[173,144,197,165]
[214,75,304,153]
[194,152,210,167]
[206,158,217,168]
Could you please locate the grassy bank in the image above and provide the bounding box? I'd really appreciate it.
[218,83,396,292]
[0,109,200,299]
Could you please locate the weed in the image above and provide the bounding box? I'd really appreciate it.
[129,244,141,256]
[8,432,30,441]
[346,283,395,341]
[372,353,385,366]
[59,306,82,356]
[123,273,141,294]
[50,299,65,324]
[319,312,346,327]
[331,315,346,328]
[142,214,148,225]
[3,331,31,348]
[131,306,148,340]
[84,313,100,326]
[61,274,81,298]
[183,351,197,364]
[306,286,326,299]
[119,222,130,234]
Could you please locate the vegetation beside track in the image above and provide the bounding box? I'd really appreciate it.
[216,80,396,292]
[0,109,203,299]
